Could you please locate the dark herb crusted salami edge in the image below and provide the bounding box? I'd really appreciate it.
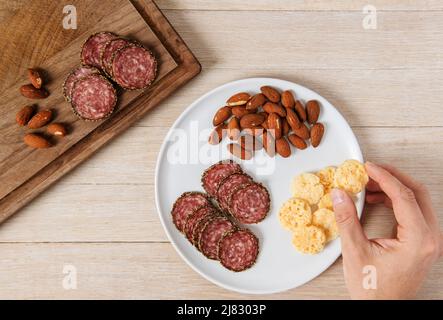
[228,181,271,224]
[201,159,243,197]
[99,37,136,78]
[80,31,118,66]
[215,172,253,211]
[62,65,101,103]
[70,74,117,121]
[217,228,259,272]
[192,214,217,248]
[171,191,212,234]
[110,42,158,90]
[184,205,218,242]
[197,215,237,260]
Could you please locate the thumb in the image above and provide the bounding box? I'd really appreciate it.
[331,188,369,252]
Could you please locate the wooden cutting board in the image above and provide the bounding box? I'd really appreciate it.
[0,0,200,222]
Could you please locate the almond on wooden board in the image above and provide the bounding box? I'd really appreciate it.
[310,122,325,147]
[16,105,35,126]
[267,112,282,139]
[281,90,295,109]
[239,113,265,129]
[262,131,276,157]
[306,100,320,124]
[24,133,51,149]
[288,134,308,150]
[47,123,67,137]
[28,109,52,129]
[260,86,280,103]
[227,143,252,160]
[27,68,43,89]
[240,134,262,151]
[246,93,266,110]
[232,106,254,118]
[227,117,241,140]
[213,106,231,126]
[208,123,227,145]
[276,137,291,158]
[263,102,286,117]
[294,100,307,122]
[292,122,310,140]
[20,84,49,99]
[286,108,302,130]
[227,92,251,106]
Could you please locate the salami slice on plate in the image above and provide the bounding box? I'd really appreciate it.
[100,38,133,77]
[62,65,101,102]
[184,206,217,243]
[216,173,252,211]
[198,216,236,260]
[229,182,270,224]
[202,160,242,198]
[81,32,117,68]
[112,44,157,90]
[218,229,259,272]
[71,74,117,121]
[192,215,215,247]
[171,192,211,233]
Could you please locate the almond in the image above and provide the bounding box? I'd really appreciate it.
[286,108,302,130]
[24,133,51,149]
[16,105,35,126]
[227,92,251,106]
[28,68,43,89]
[310,122,325,147]
[276,137,291,158]
[292,123,310,140]
[282,118,290,136]
[227,117,241,140]
[263,102,286,117]
[243,125,264,137]
[246,93,266,110]
[20,84,49,99]
[213,106,231,126]
[262,131,276,157]
[260,86,280,103]
[232,106,254,118]
[28,109,52,129]
[267,113,282,139]
[281,90,295,109]
[47,123,67,137]
[294,100,307,122]
[227,143,252,160]
[288,134,307,150]
[240,134,262,151]
[208,123,227,145]
[306,100,320,124]
[239,113,265,129]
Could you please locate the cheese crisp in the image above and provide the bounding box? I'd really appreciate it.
[316,166,336,194]
[291,173,324,205]
[292,225,326,254]
[318,193,333,210]
[334,160,369,194]
[278,198,312,232]
[312,208,339,242]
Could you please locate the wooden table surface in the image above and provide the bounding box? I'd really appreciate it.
[0,0,442,299]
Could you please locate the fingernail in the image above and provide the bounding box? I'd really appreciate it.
[365,161,375,168]
[331,188,345,205]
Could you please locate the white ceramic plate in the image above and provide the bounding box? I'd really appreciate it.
[155,78,364,294]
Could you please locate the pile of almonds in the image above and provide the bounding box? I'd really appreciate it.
[209,86,325,159]
[16,69,67,149]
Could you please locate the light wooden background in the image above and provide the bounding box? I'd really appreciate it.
[0,0,442,299]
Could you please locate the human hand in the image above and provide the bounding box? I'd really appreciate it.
[331,162,442,299]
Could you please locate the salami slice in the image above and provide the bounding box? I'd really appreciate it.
[198,216,236,260]
[63,65,101,102]
[70,74,117,121]
[171,192,211,233]
[100,38,133,77]
[192,215,214,247]
[216,173,252,211]
[229,183,270,224]
[202,160,242,198]
[81,32,117,68]
[112,44,157,90]
[218,229,259,272]
[184,206,217,243]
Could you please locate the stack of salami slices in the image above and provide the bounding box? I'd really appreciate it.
[63,31,157,121]
[202,160,271,224]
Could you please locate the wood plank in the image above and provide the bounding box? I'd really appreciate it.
[0,243,441,299]
[161,10,443,70]
[156,0,443,11]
